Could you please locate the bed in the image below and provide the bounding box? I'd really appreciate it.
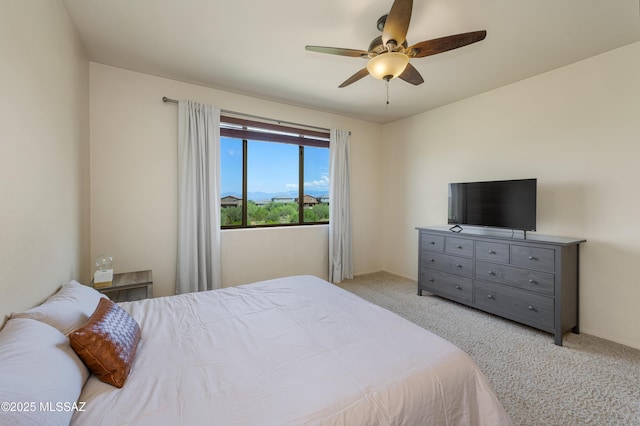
[1,275,511,425]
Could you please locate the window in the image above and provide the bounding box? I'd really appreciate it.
[220,116,330,228]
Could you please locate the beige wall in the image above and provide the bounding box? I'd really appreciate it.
[89,63,383,297]
[0,1,89,320]
[381,41,640,349]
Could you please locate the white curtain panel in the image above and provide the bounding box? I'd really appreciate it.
[329,129,353,283]
[176,101,222,293]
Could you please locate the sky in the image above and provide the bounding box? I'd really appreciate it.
[221,137,330,197]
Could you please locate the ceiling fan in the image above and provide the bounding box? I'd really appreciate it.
[305,0,487,88]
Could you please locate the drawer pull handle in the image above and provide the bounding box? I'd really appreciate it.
[429,258,435,262]
[456,264,462,268]
[430,241,436,245]
[528,279,537,284]
[456,245,463,249]
[528,305,535,311]
[488,250,496,254]
[488,271,495,275]
[487,294,494,300]
[528,256,537,260]
[455,285,462,290]
[429,278,434,282]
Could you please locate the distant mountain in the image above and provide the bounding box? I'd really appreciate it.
[222,190,328,200]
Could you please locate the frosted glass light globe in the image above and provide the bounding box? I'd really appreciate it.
[366,52,410,80]
[94,254,113,271]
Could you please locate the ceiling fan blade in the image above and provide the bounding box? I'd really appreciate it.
[398,63,424,85]
[305,45,369,58]
[382,0,413,48]
[339,68,370,88]
[408,30,487,58]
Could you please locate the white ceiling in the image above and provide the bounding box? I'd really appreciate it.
[62,0,640,124]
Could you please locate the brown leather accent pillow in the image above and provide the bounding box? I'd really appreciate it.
[69,298,141,388]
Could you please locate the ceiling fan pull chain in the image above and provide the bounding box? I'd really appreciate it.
[386,79,390,108]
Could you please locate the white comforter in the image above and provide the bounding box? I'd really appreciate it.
[72,275,511,425]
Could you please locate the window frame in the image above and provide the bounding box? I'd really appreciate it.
[220,115,330,229]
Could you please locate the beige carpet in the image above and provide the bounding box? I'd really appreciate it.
[337,272,640,426]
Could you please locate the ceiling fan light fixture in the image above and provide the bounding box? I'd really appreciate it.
[366,52,409,81]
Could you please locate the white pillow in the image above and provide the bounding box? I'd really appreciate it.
[11,280,107,335]
[0,318,90,426]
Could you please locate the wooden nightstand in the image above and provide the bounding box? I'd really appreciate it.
[92,270,153,302]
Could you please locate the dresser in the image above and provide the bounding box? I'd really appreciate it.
[417,226,585,345]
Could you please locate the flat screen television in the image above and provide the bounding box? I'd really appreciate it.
[448,178,537,231]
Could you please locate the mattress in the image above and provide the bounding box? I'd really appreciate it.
[72,275,511,425]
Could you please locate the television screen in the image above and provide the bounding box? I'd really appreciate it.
[448,179,537,231]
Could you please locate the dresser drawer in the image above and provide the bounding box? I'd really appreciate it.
[474,281,554,330]
[445,236,474,257]
[421,233,445,252]
[420,268,473,305]
[511,245,555,272]
[476,241,509,263]
[475,261,555,296]
[422,252,474,278]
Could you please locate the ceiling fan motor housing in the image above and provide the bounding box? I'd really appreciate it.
[377,15,387,32]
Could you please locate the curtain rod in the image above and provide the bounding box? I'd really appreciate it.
[162,96,338,134]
